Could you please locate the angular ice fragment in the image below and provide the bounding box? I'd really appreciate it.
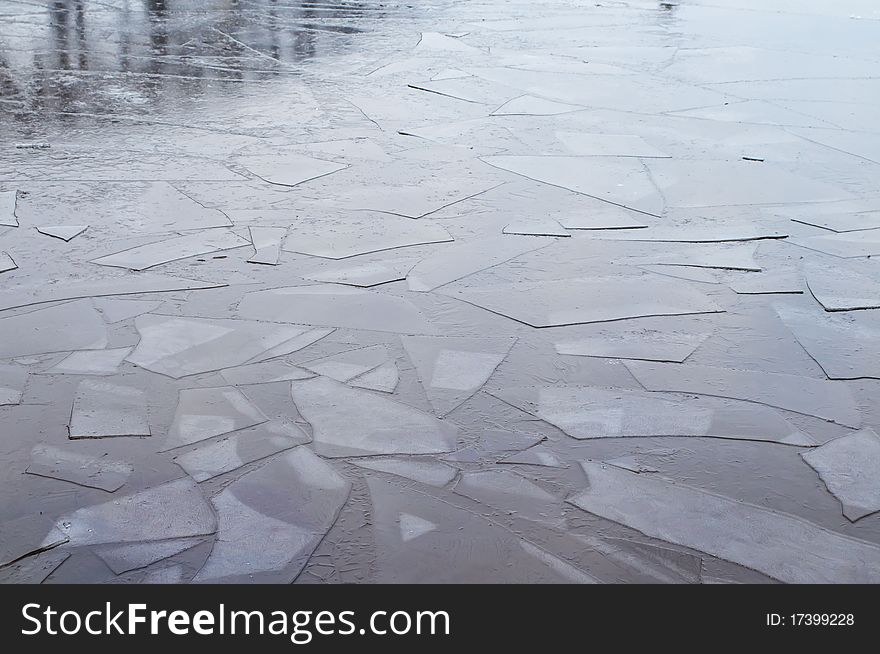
[162,386,267,451]
[68,380,150,439]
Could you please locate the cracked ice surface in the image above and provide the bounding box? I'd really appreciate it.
[3,0,880,584]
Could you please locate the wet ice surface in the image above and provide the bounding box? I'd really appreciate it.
[3,0,880,584]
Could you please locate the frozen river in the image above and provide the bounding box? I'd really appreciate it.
[2,0,880,583]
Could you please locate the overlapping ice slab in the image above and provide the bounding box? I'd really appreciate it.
[50,478,215,546]
[68,380,150,439]
[0,190,18,226]
[402,336,516,415]
[801,429,880,522]
[291,377,458,457]
[94,538,203,575]
[570,462,880,584]
[0,364,27,406]
[805,264,880,311]
[36,225,88,241]
[440,276,721,328]
[349,361,400,393]
[624,361,861,428]
[238,285,434,334]
[127,314,329,378]
[247,226,286,265]
[193,447,350,583]
[162,386,267,451]
[92,229,250,270]
[492,386,813,445]
[303,258,417,287]
[26,444,132,492]
[301,345,390,382]
[0,300,108,357]
[46,347,132,376]
[351,457,458,487]
[238,153,347,187]
[92,299,163,324]
[555,332,709,363]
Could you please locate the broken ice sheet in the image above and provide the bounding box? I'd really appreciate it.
[499,444,565,468]
[349,361,400,393]
[802,429,880,522]
[69,379,151,439]
[1,190,18,226]
[442,429,543,464]
[162,386,267,451]
[0,363,28,406]
[0,252,17,273]
[402,336,516,416]
[481,155,664,217]
[805,263,880,311]
[174,421,309,482]
[45,347,132,376]
[575,535,702,584]
[454,470,564,527]
[555,331,710,363]
[641,265,720,285]
[625,361,860,428]
[238,153,347,188]
[127,314,330,378]
[291,377,458,457]
[238,285,434,334]
[727,272,803,295]
[92,229,250,271]
[407,236,552,292]
[409,76,521,105]
[0,299,108,358]
[416,31,480,53]
[92,298,163,324]
[303,257,417,288]
[247,226,286,265]
[491,95,584,116]
[51,478,215,547]
[301,345,390,382]
[0,274,224,312]
[36,225,88,241]
[282,212,452,259]
[775,304,880,380]
[26,444,132,492]
[503,218,570,237]
[440,276,721,328]
[601,224,785,244]
[193,447,351,583]
[366,477,583,583]
[2,515,68,567]
[351,457,458,487]
[603,455,659,474]
[491,386,812,445]
[789,211,880,234]
[220,359,314,386]
[570,461,880,584]
[0,549,70,584]
[94,538,203,575]
[636,244,761,272]
[554,132,670,158]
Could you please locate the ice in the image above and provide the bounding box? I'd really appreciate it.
[400,513,438,542]
[0,274,224,311]
[238,285,435,334]
[26,444,132,492]
[481,155,664,217]
[492,386,813,445]
[0,190,18,226]
[499,444,565,468]
[402,336,516,415]
[442,430,543,464]
[127,314,328,378]
[301,345,390,382]
[789,211,880,233]
[92,299,163,324]
[193,447,351,583]
[349,361,400,393]
[0,252,16,273]
[303,258,417,287]
[491,95,584,116]
[570,461,880,584]
[555,331,709,363]
[407,237,551,292]
[575,535,702,584]
[440,276,721,328]
[282,212,452,259]
[238,153,347,187]
[801,429,880,522]
[624,361,861,428]
[454,470,564,527]
[728,272,803,295]
[775,304,880,380]
[291,377,458,457]
[220,359,314,386]
[174,420,308,482]
[601,224,785,244]
[0,299,108,358]
[92,229,250,270]
[162,386,267,451]
[68,380,151,439]
[636,245,761,271]
[45,347,132,376]
[0,364,28,406]
[36,225,88,241]
[604,455,659,474]
[52,478,215,546]
[0,549,69,584]
[503,219,570,237]
[351,457,458,487]
[247,226,286,265]
[1,515,68,567]
[789,228,880,258]
[518,540,599,584]
[555,132,670,158]
[417,32,480,53]
[805,264,880,311]
[94,538,203,575]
